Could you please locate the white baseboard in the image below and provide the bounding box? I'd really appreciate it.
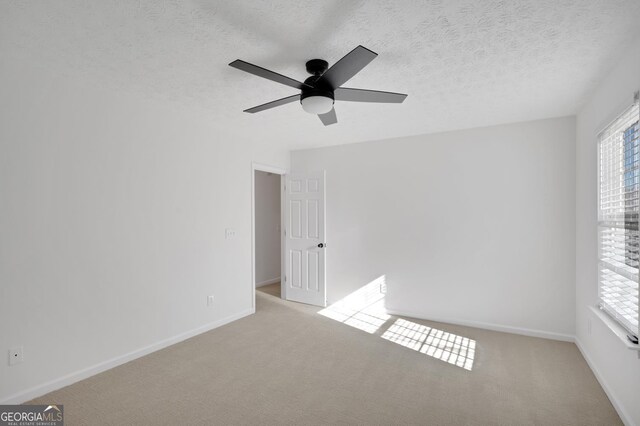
[575,338,634,426]
[384,308,575,342]
[1,308,255,405]
[256,277,280,288]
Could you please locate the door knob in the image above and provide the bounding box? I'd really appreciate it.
[318,243,325,248]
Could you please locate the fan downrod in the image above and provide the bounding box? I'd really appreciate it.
[306,59,328,76]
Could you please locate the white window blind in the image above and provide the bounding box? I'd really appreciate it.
[598,95,640,338]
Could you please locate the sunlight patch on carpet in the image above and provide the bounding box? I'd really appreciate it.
[318,276,390,333]
[382,318,475,370]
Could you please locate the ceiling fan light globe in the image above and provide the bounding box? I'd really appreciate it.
[301,96,334,115]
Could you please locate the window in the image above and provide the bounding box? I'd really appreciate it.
[598,95,640,339]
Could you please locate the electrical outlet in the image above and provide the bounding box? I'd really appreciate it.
[207,295,215,306]
[9,346,23,366]
[225,228,236,239]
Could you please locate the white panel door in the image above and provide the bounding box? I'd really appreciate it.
[284,171,326,307]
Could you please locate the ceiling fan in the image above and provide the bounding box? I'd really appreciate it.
[229,45,408,126]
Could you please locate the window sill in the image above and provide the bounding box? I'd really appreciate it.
[588,306,640,351]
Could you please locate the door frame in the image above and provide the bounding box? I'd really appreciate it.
[251,162,287,311]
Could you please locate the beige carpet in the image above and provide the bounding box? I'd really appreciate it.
[256,282,281,298]
[28,290,620,425]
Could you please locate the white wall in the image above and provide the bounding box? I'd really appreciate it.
[0,59,289,403]
[292,117,576,339]
[575,35,640,426]
[254,171,281,286]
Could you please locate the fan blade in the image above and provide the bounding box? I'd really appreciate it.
[318,108,337,126]
[229,60,312,90]
[334,87,407,103]
[244,94,300,113]
[316,45,377,89]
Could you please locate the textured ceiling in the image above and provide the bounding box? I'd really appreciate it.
[2,0,640,149]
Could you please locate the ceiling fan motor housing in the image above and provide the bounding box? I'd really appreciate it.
[300,59,335,111]
[300,78,334,101]
[300,76,334,114]
[300,60,334,114]
[301,59,334,102]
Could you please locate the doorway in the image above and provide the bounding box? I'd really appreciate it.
[251,163,286,311]
[251,163,327,311]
